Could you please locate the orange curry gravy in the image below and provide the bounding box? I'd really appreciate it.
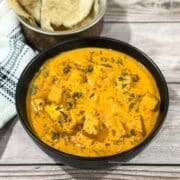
[26,48,160,157]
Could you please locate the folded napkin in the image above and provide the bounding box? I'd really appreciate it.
[0,1,36,128]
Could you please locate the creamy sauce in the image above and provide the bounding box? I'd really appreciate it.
[26,48,160,157]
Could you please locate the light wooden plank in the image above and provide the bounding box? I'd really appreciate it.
[0,20,180,167]
[105,0,180,22]
[101,22,180,83]
[0,84,179,164]
[0,165,180,179]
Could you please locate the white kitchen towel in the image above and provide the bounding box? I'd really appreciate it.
[0,1,36,128]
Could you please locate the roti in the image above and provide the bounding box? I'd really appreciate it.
[93,0,100,16]
[6,0,36,25]
[17,0,41,23]
[72,0,100,29]
[6,0,100,32]
[41,0,94,31]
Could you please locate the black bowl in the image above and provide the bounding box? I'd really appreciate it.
[16,37,169,169]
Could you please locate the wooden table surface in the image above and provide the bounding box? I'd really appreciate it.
[1,0,180,179]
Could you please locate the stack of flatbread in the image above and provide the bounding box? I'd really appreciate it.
[6,0,100,32]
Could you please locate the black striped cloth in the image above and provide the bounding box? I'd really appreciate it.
[0,1,35,127]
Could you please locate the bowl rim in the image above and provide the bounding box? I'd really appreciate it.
[18,0,107,36]
[16,37,169,162]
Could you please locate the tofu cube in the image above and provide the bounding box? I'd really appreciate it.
[141,93,159,111]
[48,85,62,104]
[45,104,60,121]
[83,117,99,136]
[126,116,146,136]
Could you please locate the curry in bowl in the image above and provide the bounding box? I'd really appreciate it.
[26,47,160,157]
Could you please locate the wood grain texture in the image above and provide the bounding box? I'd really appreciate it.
[1,0,180,177]
[105,0,180,22]
[101,22,180,83]
[0,20,179,166]
[0,84,179,165]
[0,166,180,179]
